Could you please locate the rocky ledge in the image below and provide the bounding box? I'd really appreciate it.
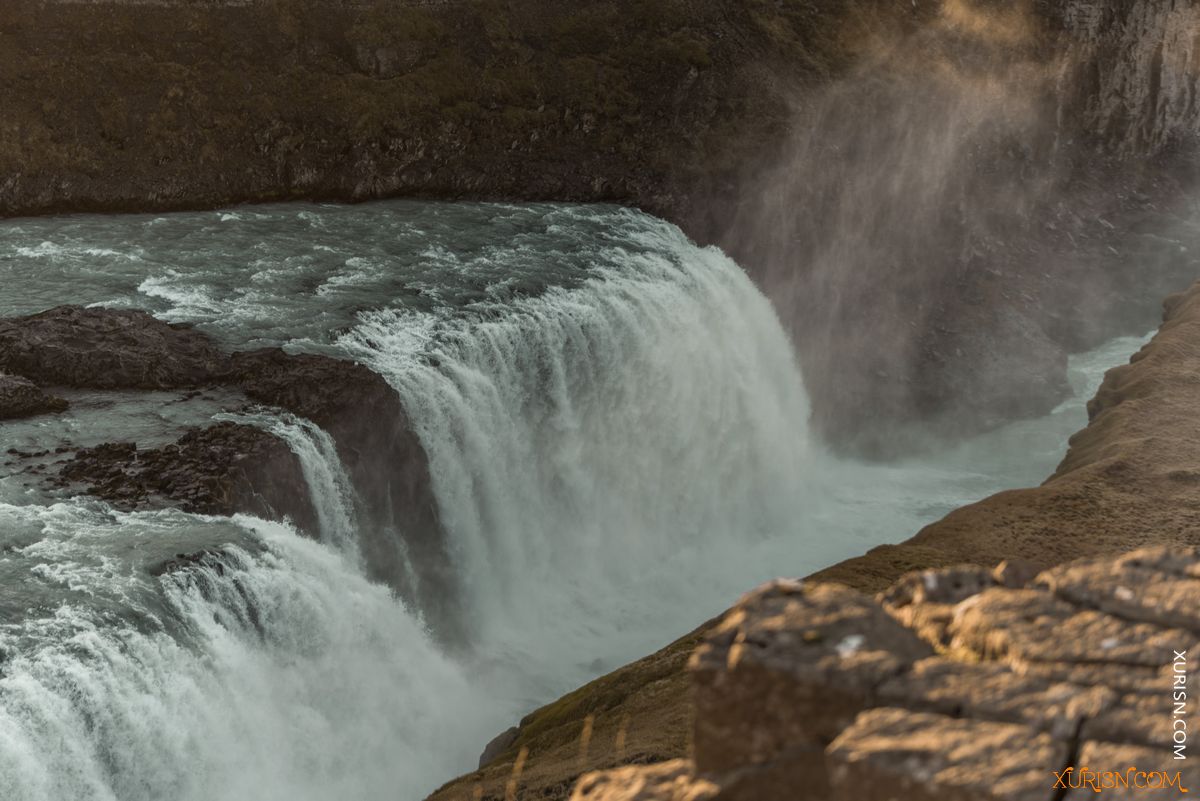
[53,423,319,531]
[429,280,1200,801]
[573,546,1198,800]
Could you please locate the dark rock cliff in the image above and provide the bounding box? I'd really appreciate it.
[14,0,1196,445]
[0,305,449,630]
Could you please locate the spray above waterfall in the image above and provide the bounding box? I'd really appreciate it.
[719,0,1200,452]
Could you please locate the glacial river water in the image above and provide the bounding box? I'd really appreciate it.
[0,201,1147,800]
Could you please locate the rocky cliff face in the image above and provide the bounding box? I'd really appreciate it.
[814,278,1200,592]
[5,0,1196,444]
[720,0,1200,452]
[0,0,881,219]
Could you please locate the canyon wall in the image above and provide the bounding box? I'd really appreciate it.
[5,0,1197,442]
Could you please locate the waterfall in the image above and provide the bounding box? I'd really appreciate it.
[218,411,362,558]
[0,507,503,801]
[336,210,820,674]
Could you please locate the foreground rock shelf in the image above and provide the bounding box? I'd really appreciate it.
[429,282,1200,800]
[574,547,1198,800]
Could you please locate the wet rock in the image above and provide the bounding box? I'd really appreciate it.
[150,548,229,577]
[0,305,228,389]
[0,374,67,419]
[230,347,457,637]
[57,422,318,532]
[229,349,395,429]
[0,305,456,634]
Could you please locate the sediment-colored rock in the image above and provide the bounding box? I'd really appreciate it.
[570,547,1199,800]
[826,709,1067,801]
[572,761,718,801]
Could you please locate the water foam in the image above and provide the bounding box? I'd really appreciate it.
[0,508,500,801]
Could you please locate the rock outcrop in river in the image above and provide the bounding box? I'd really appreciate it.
[0,304,451,623]
[0,374,67,420]
[425,280,1200,800]
[54,424,319,531]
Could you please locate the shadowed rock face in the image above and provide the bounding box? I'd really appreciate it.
[572,546,1200,800]
[229,348,456,636]
[0,374,67,419]
[813,279,1200,594]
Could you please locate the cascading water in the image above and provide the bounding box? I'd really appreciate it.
[0,201,1152,799]
[218,410,362,558]
[0,507,500,801]
[337,218,816,663]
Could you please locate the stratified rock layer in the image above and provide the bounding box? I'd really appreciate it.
[572,547,1200,800]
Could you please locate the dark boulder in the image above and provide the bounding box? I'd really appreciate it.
[229,348,398,429]
[56,422,318,532]
[0,374,68,420]
[0,305,229,389]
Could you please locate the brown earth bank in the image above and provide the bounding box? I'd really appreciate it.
[423,279,1200,801]
[2,0,1198,445]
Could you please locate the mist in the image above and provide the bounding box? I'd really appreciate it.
[719,0,1200,454]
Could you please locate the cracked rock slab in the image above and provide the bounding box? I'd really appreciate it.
[1036,548,1200,635]
[877,658,1116,739]
[689,580,932,776]
[948,587,1194,667]
[826,708,1067,801]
